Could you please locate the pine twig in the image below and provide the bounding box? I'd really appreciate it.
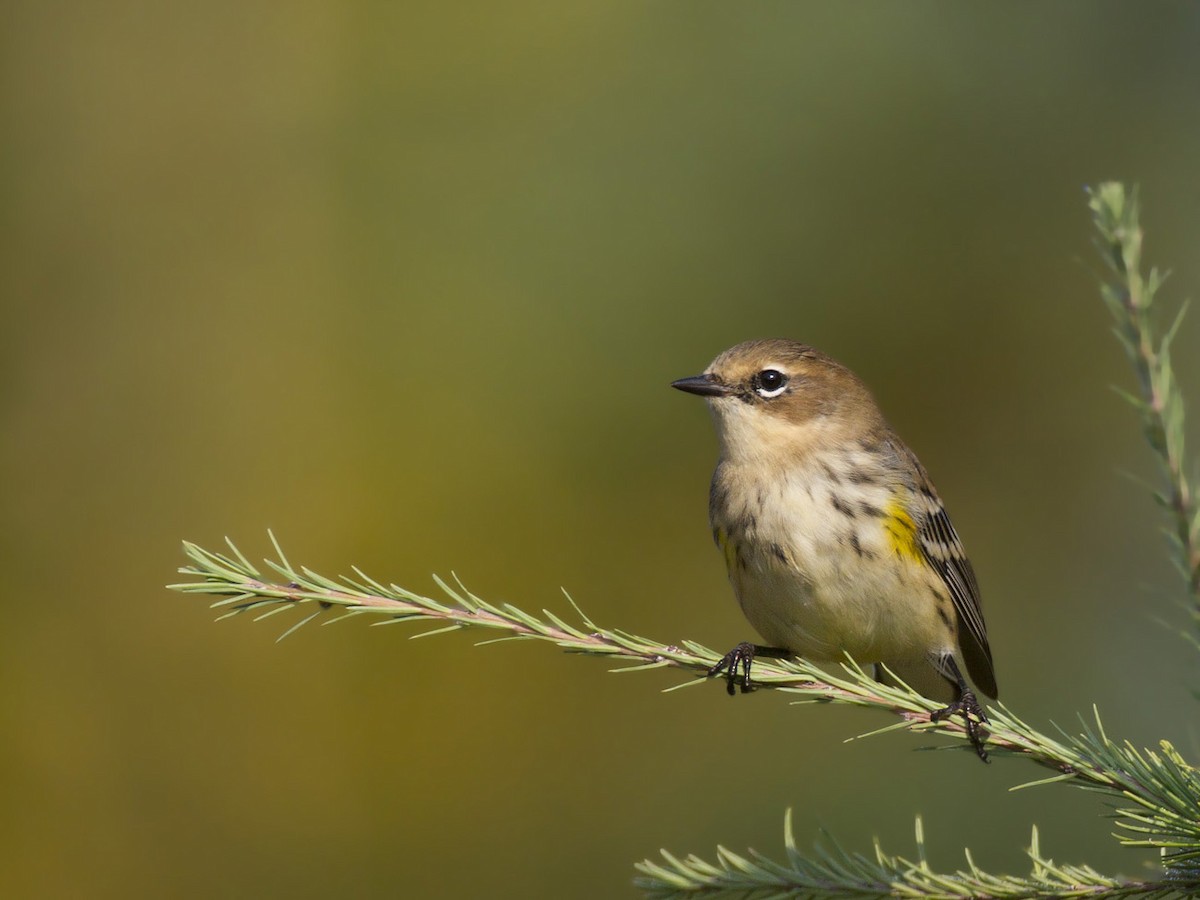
[636,812,1158,899]
[169,535,1200,877]
[1089,183,1200,610]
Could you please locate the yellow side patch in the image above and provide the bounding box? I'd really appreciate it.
[715,526,738,573]
[883,499,922,562]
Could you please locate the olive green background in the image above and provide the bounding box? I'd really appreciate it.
[4,3,1200,897]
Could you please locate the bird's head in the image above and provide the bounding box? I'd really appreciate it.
[671,339,884,462]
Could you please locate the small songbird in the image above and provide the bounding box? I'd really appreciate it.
[672,339,997,759]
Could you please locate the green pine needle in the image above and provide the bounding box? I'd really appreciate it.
[1089,183,1200,607]
[167,532,1200,880]
[634,811,1141,898]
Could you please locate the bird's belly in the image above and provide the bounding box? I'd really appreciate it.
[733,554,935,662]
[721,473,945,664]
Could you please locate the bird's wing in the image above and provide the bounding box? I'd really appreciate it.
[907,468,998,700]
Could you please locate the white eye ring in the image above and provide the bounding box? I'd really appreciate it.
[754,367,789,398]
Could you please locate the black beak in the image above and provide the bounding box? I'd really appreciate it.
[671,373,734,397]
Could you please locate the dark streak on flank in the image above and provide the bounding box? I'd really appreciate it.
[818,461,842,485]
[849,533,865,558]
[847,470,877,485]
[830,495,857,518]
[770,544,789,565]
[711,482,729,510]
[858,501,884,518]
[934,592,955,631]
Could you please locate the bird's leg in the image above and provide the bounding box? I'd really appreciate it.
[930,656,990,762]
[708,642,792,695]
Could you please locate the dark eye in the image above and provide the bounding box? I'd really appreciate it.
[755,369,788,398]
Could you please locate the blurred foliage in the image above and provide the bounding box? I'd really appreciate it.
[4,3,1200,898]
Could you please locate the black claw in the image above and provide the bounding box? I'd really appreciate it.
[709,641,757,694]
[708,642,793,694]
[931,688,990,762]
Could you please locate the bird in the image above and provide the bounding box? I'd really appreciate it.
[671,339,997,759]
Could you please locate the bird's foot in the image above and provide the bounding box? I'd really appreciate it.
[931,689,990,762]
[708,643,793,695]
[708,641,757,695]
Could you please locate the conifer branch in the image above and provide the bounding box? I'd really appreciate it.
[169,534,1200,882]
[1089,183,1200,613]
[635,813,1153,899]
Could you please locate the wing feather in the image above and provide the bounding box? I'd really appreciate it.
[899,450,998,699]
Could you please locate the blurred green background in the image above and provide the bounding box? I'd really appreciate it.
[4,2,1200,897]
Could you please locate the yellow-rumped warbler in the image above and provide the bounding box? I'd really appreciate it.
[672,339,997,759]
